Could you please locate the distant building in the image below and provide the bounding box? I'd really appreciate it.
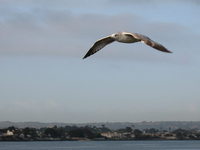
[3,130,14,136]
[101,132,134,139]
[101,132,122,139]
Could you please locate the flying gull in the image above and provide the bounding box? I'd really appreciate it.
[83,32,172,59]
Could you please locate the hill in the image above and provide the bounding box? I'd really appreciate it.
[0,121,200,130]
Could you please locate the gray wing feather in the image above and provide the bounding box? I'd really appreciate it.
[83,36,115,59]
[132,33,172,53]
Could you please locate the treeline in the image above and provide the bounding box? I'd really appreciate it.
[0,125,110,141]
[0,125,200,141]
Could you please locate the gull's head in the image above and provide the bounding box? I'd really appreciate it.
[111,33,116,38]
[111,33,120,39]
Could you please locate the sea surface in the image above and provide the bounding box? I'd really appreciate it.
[0,140,200,150]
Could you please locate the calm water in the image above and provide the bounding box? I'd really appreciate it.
[0,141,200,150]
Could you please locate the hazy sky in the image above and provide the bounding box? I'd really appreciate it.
[0,0,200,123]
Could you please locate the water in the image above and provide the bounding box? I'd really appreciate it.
[0,140,200,150]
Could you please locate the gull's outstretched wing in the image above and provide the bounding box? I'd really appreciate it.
[132,33,172,53]
[83,36,115,59]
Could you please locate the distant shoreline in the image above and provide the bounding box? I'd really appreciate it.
[1,121,200,141]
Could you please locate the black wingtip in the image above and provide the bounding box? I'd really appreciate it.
[83,54,90,59]
[167,50,173,53]
[82,55,88,59]
[83,52,91,59]
[160,48,172,53]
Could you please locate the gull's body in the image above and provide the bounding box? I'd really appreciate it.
[83,32,172,59]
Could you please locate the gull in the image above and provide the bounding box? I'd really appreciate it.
[83,32,172,59]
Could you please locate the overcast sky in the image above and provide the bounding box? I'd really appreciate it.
[0,0,200,123]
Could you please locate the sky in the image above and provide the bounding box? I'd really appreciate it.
[0,0,200,123]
